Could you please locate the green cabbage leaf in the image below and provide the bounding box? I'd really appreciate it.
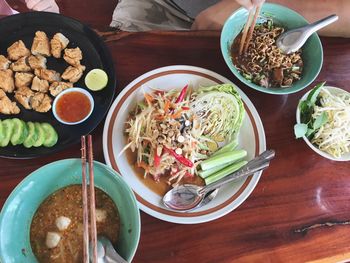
[191,84,245,141]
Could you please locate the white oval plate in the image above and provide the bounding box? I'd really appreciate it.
[296,85,350,161]
[103,65,266,224]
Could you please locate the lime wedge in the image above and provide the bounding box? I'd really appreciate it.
[85,69,108,91]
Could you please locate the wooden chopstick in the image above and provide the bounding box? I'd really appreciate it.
[81,136,89,263]
[239,6,255,55]
[239,3,263,55]
[243,3,263,54]
[88,135,98,263]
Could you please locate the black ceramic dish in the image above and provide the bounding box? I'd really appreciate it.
[0,12,116,158]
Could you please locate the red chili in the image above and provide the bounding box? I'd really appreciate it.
[175,84,188,104]
[181,106,190,111]
[163,147,193,168]
[154,148,161,167]
[185,172,194,178]
[170,168,179,176]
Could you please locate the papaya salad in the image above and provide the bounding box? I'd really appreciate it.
[123,84,247,187]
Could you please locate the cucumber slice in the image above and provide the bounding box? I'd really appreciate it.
[33,122,45,147]
[0,120,4,144]
[23,122,38,148]
[11,118,28,145]
[0,119,14,147]
[41,123,58,147]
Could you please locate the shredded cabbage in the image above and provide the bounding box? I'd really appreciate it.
[191,84,245,141]
[311,88,350,158]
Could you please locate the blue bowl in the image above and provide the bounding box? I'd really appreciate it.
[0,159,140,262]
[221,3,323,95]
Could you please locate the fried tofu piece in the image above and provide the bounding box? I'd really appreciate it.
[15,72,34,89]
[28,55,47,70]
[61,65,85,83]
[31,76,49,93]
[34,68,60,83]
[63,47,82,66]
[15,86,51,112]
[7,40,31,61]
[50,33,69,58]
[49,81,73,97]
[14,86,34,110]
[0,55,11,70]
[10,56,31,72]
[31,31,51,57]
[31,92,52,112]
[0,69,15,93]
[0,89,20,114]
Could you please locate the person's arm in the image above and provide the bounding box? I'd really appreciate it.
[192,0,350,38]
[191,0,241,31]
[25,0,59,13]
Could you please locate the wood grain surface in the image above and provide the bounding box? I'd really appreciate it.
[2,1,350,262]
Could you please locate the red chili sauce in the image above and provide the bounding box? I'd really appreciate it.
[56,91,91,123]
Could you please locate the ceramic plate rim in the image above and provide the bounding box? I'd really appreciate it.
[103,65,266,224]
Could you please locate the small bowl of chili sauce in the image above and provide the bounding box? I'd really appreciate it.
[53,88,94,125]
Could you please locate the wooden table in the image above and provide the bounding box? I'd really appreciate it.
[2,1,350,262]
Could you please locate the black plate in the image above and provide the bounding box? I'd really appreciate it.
[0,12,116,158]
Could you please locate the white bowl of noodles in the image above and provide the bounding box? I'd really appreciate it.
[296,85,350,161]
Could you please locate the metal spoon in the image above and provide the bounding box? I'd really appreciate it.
[276,14,338,54]
[200,188,219,207]
[92,236,128,263]
[162,150,275,212]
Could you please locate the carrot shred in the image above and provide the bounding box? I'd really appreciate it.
[154,114,165,120]
[137,161,151,171]
[170,110,183,119]
[164,100,170,112]
[144,93,154,104]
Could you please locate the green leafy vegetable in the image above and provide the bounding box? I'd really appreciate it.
[294,123,308,139]
[294,82,326,139]
[243,73,252,80]
[299,100,313,124]
[306,128,315,139]
[307,82,326,104]
[313,112,328,130]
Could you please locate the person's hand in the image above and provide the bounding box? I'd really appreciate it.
[235,0,265,10]
[25,0,59,13]
[192,0,240,30]
[192,0,265,30]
